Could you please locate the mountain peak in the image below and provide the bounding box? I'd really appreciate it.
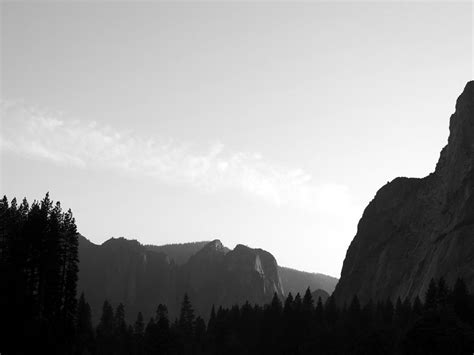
[198,239,226,254]
[436,80,474,178]
[189,239,227,262]
[206,239,225,251]
[457,80,474,107]
[102,237,142,250]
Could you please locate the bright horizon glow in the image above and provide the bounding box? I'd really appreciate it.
[1,1,472,277]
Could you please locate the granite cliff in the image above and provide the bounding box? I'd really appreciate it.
[334,81,474,304]
[78,236,285,322]
[146,241,338,297]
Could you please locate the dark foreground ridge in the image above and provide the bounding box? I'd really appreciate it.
[334,81,474,305]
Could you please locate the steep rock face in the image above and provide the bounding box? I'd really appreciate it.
[223,244,284,304]
[145,242,337,297]
[334,81,474,305]
[78,236,176,322]
[181,241,284,318]
[146,241,213,265]
[78,237,284,322]
[178,239,228,316]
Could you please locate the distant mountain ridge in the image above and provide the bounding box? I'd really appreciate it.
[145,240,337,297]
[145,241,227,265]
[278,266,337,296]
[145,240,337,296]
[78,236,336,322]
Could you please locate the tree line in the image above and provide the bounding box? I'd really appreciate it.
[1,194,474,354]
[73,278,474,355]
[1,194,79,354]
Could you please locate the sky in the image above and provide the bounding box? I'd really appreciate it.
[1,1,473,277]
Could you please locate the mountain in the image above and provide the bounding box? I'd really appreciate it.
[182,240,284,318]
[78,236,178,323]
[78,236,284,322]
[279,266,338,296]
[145,241,221,265]
[334,81,474,305]
[311,289,330,303]
[144,242,338,296]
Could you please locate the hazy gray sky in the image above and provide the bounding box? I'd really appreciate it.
[1,1,472,276]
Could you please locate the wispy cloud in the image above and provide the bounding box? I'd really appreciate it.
[1,101,357,215]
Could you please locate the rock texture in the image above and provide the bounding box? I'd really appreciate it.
[145,242,338,297]
[78,236,284,322]
[78,236,177,323]
[181,241,284,318]
[334,81,474,305]
[146,241,217,265]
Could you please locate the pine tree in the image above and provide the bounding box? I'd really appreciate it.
[77,293,93,332]
[302,287,314,312]
[1,194,79,353]
[452,278,470,323]
[425,278,438,310]
[283,292,294,320]
[37,193,53,319]
[315,296,324,323]
[144,317,157,354]
[208,305,217,334]
[401,298,412,324]
[348,295,361,325]
[62,208,79,330]
[361,299,374,327]
[134,312,145,336]
[383,299,394,324]
[179,293,195,338]
[44,201,62,320]
[324,296,338,325]
[98,300,115,331]
[76,293,94,354]
[97,300,115,353]
[293,293,302,312]
[395,297,403,320]
[194,316,206,345]
[437,277,449,307]
[115,303,131,355]
[115,303,127,336]
[270,292,283,314]
[0,195,8,260]
[412,295,423,316]
[156,303,170,332]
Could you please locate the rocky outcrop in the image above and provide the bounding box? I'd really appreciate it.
[180,241,284,318]
[78,236,177,323]
[78,237,284,322]
[334,81,474,305]
[145,241,214,265]
[146,242,337,298]
[223,244,284,303]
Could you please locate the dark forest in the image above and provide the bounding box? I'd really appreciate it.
[2,194,474,355]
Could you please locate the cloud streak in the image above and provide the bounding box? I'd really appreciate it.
[1,102,357,215]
